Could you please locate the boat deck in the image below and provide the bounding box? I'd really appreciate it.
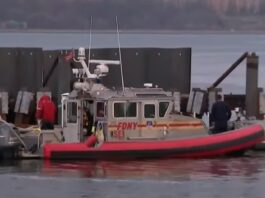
[21,152,41,159]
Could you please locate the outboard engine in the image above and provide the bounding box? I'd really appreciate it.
[0,120,21,159]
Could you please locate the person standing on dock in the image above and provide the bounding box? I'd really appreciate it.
[210,94,231,134]
[36,95,56,130]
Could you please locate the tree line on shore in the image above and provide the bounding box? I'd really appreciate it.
[1,0,265,30]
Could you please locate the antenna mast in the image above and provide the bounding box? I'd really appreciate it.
[88,16,93,68]
[115,16,125,92]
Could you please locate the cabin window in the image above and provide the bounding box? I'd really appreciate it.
[114,102,137,118]
[159,102,169,117]
[144,104,155,118]
[126,102,137,117]
[96,102,105,117]
[67,102,77,123]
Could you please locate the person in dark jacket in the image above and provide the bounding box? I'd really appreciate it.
[83,107,94,136]
[210,94,231,134]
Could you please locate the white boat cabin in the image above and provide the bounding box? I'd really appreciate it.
[61,48,206,143]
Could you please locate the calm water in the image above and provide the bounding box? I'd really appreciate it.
[0,152,265,198]
[1,31,265,93]
[1,31,265,197]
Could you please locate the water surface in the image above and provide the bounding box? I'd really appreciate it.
[0,152,265,198]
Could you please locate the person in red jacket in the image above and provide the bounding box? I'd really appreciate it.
[36,95,56,130]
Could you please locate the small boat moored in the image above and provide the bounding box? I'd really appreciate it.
[39,46,264,160]
[0,43,264,160]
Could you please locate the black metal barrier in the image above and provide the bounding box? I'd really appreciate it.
[0,47,192,125]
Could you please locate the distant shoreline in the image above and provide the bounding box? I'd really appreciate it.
[1,29,265,35]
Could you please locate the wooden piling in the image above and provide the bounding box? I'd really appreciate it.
[246,53,259,118]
